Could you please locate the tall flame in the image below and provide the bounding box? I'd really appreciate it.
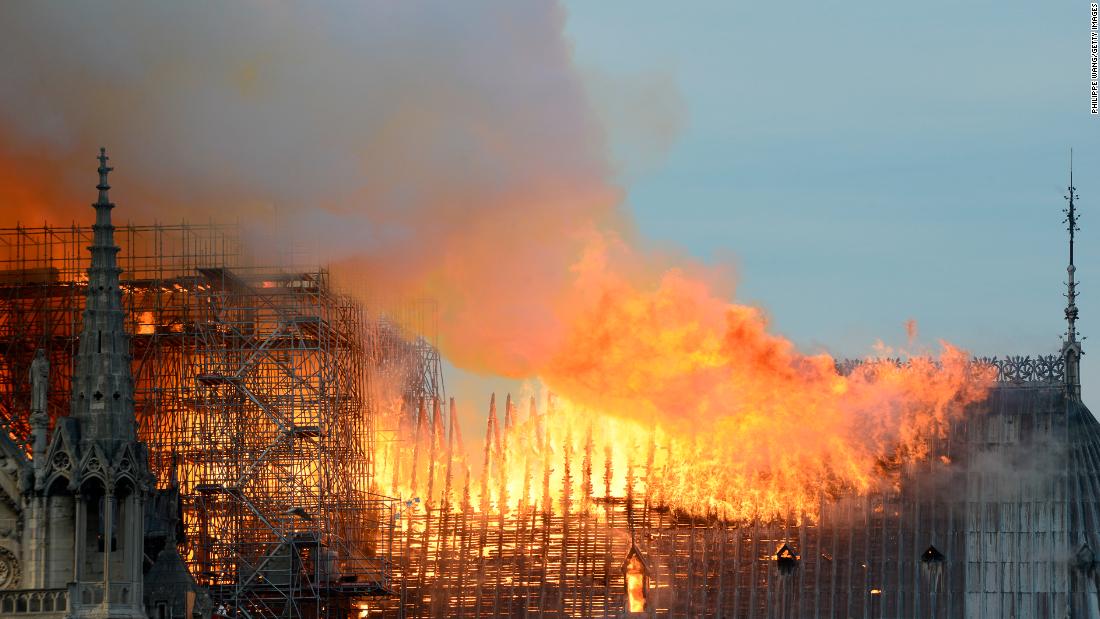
[377,357,990,525]
[375,232,993,523]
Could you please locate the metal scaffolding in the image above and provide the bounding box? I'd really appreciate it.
[362,298,446,428]
[0,223,399,618]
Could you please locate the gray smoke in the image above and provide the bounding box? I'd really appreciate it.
[0,1,622,373]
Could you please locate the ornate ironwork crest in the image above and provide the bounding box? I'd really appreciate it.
[836,354,1066,387]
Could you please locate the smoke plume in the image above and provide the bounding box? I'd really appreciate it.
[0,0,619,373]
[0,1,990,514]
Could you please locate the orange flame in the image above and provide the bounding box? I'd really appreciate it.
[625,554,646,612]
[375,237,993,523]
[137,311,155,335]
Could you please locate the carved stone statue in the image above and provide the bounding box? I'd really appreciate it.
[29,349,48,415]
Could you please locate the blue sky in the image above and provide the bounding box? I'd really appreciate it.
[448,1,1100,416]
[563,1,1088,352]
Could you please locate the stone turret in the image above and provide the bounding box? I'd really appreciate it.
[19,148,154,618]
[70,148,137,447]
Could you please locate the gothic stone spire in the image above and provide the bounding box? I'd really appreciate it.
[70,148,136,444]
[1063,148,1083,399]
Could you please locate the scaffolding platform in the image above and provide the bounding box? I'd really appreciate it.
[0,223,404,618]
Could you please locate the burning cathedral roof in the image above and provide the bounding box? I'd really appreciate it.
[366,361,1100,618]
[362,164,1100,619]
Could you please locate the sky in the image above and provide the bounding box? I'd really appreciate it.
[0,2,1096,434]
[447,1,1100,417]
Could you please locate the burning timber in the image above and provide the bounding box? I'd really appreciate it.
[375,373,1099,618]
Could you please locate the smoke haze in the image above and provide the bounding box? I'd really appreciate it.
[0,0,622,373]
[0,1,990,512]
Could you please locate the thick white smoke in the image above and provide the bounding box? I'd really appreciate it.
[0,0,620,373]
